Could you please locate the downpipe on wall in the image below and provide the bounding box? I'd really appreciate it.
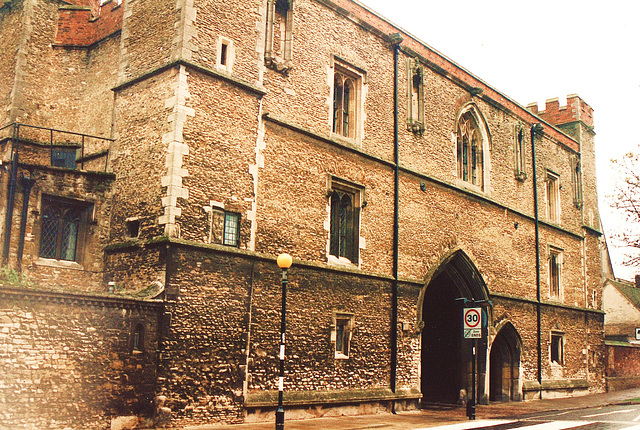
[530,123,544,395]
[2,124,20,267]
[389,32,403,413]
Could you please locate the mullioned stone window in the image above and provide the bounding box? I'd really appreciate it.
[456,109,485,189]
[406,58,424,135]
[264,0,293,73]
[39,195,92,263]
[331,59,364,142]
[327,176,364,266]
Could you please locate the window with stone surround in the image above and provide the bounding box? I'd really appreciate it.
[546,170,560,223]
[328,177,363,265]
[332,60,364,141]
[205,203,241,248]
[456,107,487,189]
[548,246,562,300]
[132,323,144,353]
[550,332,564,365]
[406,58,424,134]
[514,124,526,180]
[264,0,293,73]
[216,37,235,73]
[223,212,240,247]
[332,312,354,359]
[39,195,91,263]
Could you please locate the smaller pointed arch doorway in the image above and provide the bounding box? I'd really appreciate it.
[489,323,522,402]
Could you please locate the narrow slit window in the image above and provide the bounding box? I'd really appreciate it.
[220,43,228,66]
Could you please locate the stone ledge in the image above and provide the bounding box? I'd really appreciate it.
[246,387,421,407]
[523,379,589,391]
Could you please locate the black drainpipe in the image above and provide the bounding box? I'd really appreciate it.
[16,172,36,272]
[3,124,20,267]
[389,32,403,411]
[530,123,544,395]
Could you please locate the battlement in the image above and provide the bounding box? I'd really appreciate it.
[526,94,593,128]
[55,0,123,47]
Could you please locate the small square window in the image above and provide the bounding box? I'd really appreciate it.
[126,218,140,238]
[51,147,77,169]
[223,212,240,247]
[551,332,564,365]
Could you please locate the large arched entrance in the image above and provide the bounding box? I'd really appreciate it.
[419,250,489,404]
[489,323,522,402]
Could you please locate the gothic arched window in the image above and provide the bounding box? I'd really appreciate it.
[456,111,484,188]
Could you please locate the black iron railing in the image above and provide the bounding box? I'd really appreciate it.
[0,123,113,172]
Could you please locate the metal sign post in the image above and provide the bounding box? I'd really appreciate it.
[463,307,482,420]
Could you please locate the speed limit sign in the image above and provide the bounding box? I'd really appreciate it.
[463,307,482,338]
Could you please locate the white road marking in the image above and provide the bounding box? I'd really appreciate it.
[413,420,595,430]
[525,411,576,420]
[412,420,515,430]
[633,413,640,422]
[582,409,636,418]
[508,421,594,430]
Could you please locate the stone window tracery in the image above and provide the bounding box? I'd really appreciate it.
[456,111,484,188]
[327,176,363,266]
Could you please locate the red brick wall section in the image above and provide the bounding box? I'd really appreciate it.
[55,0,123,47]
[532,95,594,128]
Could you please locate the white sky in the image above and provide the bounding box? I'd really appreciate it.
[359,0,640,281]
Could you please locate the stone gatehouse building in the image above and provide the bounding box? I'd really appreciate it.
[0,0,610,427]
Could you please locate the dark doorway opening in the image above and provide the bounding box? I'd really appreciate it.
[489,323,521,402]
[420,251,489,405]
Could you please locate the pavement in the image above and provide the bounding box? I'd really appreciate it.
[181,388,640,430]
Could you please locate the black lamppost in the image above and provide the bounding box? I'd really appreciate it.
[275,253,292,430]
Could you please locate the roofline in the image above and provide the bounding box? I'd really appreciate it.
[324,0,582,152]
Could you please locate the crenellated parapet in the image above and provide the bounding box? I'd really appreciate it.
[527,94,594,128]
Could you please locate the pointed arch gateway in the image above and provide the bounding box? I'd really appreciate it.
[418,249,490,404]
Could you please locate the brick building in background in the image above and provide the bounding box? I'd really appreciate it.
[0,0,612,427]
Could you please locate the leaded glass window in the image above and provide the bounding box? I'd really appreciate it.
[39,197,86,262]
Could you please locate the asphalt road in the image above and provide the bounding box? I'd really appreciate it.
[422,404,640,430]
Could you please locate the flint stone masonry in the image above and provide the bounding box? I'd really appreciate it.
[0,0,611,427]
[0,287,162,430]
